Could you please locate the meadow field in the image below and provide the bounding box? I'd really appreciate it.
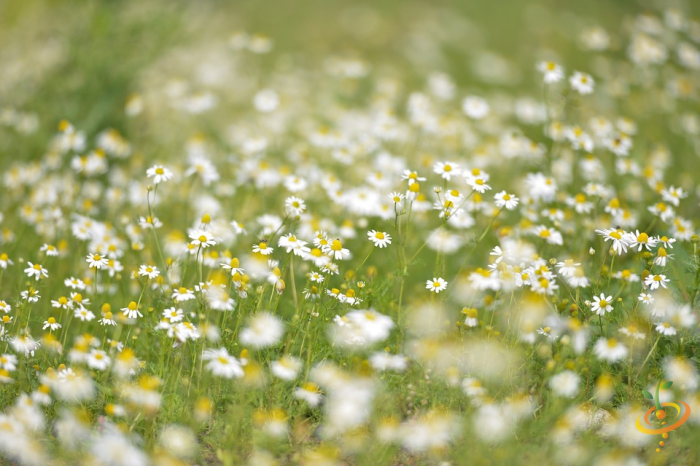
[1,0,700,464]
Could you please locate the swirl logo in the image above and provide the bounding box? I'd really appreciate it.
[636,380,691,453]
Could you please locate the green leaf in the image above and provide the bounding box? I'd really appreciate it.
[661,381,673,389]
[642,390,653,400]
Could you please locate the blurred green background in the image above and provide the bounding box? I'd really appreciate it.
[1,0,683,159]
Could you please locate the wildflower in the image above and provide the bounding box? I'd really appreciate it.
[644,273,669,290]
[625,230,657,251]
[594,338,628,363]
[462,96,490,119]
[367,230,392,248]
[189,230,216,248]
[86,253,108,269]
[652,246,671,267]
[172,287,196,302]
[0,253,12,269]
[138,264,160,279]
[426,277,448,293]
[99,311,117,326]
[294,382,323,407]
[202,348,244,378]
[146,165,173,184]
[43,317,62,331]
[433,161,460,181]
[65,277,86,290]
[556,259,580,277]
[24,262,48,280]
[86,349,111,371]
[400,170,425,186]
[278,234,310,255]
[595,228,630,255]
[537,61,564,83]
[51,296,73,310]
[285,196,306,215]
[638,293,654,305]
[239,313,284,348]
[466,175,492,193]
[271,356,301,380]
[74,307,95,321]
[163,307,184,323]
[462,307,479,327]
[549,371,580,397]
[325,239,350,260]
[493,191,519,210]
[655,322,677,336]
[619,325,645,340]
[21,288,41,302]
[570,71,595,94]
[41,244,59,256]
[121,301,143,319]
[252,241,274,256]
[591,293,614,315]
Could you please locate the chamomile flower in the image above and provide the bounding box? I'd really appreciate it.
[466,175,491,193]
[43,317,62,331]
[644,274,669,290]
[569,71,595,94]
[591,293,614,315]
[462,96,490,119]
[325,239,350,260]
[401,170,425,186]
[625,230,657,251]
[367,230,392,248]
[594,338,628,363]
[40,244,59,257]
[253,241,274,255]
[556,259,580,277]
[638,293,654,305]
[285,197,306,215]
[21,288,41,302]
[86,350,111,371]
[595,228,630,255]
[172,287,196,302]
[138,265,160,279]
[0,253,12,269]
[493,191,519,210]
[146,165,173,184]
[189,230,216,248]
[24,262,48,280]
[433,161,460,181]
[51,296,73,310]
[202,348,244,379]
[655,322,677,336]
[65,277,86,290]
[426,277,448,293]
[99,312,117,326]
[537,61,564,83]
[388,191,406,205]
[121,301,143,319]
[86,253,108,269]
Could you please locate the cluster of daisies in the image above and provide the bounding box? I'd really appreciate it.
[1,3,700,466]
